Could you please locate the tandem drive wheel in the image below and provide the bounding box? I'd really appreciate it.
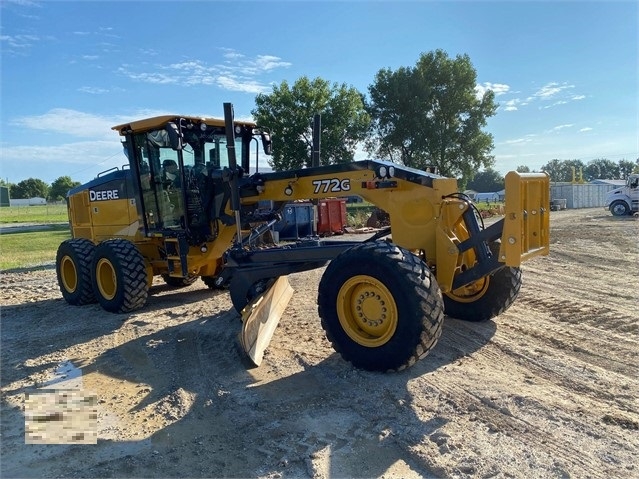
[162,274,198,288]
[91,239,148,313]
[56,238,96,306]
[318,240,444,372]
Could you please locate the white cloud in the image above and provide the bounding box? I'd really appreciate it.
[11,109,130,139]
[504,136,535,145]
[0,141,127,184]
[118,67,176,84]
[255,55,292,71]
[579,127,593,132]
[1,141,121,165]
[534,82,575,99]
[217,76,270,94]
[2,0,41,7]
[0,33,40,50]
[499,81,585,112]
[502,99,520,111]
[117,49,290,93]
[2,108,177,183]
[551,124,574,131]
[223,50,244,60]
[475,82,510,99]
[78,86,109,94]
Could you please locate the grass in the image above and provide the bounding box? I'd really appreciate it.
[0,204,68,224]
[0,225,71,270]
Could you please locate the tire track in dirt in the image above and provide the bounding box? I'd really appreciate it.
[407,335,635,478]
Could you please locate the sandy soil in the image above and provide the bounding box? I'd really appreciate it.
[1,207,638,479]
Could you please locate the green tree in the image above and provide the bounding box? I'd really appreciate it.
[49,176,80,201]
[616,159,636,179]
[583,158,620,181]
[252,76,370,171]
[516,165,531,173]
[540,159,585,182]
[366,49,497,182]
[12,178,49,199]
[467,167,504,192]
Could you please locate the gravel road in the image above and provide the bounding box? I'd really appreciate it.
[1,207,638,478]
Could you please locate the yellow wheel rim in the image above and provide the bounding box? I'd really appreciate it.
[336,275,398,347]
[60,255,78,293]
[446,276,490,303]
[95,258,117,300]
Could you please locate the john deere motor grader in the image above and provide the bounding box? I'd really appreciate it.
[56,102,549,372]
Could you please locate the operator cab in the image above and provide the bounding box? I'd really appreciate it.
[114,116,271,244]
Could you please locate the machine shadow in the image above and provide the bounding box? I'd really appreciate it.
[0,282,232,394]
[3,303,496,478]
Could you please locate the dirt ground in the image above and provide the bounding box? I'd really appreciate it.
[1,207,638,479]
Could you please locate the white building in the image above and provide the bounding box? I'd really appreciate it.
[9,197,47,206]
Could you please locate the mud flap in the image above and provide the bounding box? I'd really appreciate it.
[239,276,294,366]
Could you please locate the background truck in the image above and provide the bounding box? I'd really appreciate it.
[604,173,639,216]
[56,102,550,372]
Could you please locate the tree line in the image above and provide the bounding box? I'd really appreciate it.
[1,176,80,202]
[5,49,637,197]
[467,158,639,193]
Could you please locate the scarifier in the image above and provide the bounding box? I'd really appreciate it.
[56,102,550,371]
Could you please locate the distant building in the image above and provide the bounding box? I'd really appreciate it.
[474,192,501,203]
[9,197,47,206]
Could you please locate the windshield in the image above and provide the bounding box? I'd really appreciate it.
[140,127,242,172]
[131,126,248,231]
[155,135,241,178]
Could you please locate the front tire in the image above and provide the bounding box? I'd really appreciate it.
[318,241,444,372]
[91,239,148,313]
[610,201,630,217]
[444,245,522,322]
[56,239,96,305]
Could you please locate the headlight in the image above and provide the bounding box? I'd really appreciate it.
[378,166,387,178]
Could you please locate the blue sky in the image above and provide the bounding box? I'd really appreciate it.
[1,0,637,186]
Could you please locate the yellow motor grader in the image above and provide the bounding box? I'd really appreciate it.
[56,102,549,372]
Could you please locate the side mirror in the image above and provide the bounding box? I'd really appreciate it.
[165,122,183,150]
[261,133,272,155]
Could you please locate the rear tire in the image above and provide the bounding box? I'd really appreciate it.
[610,201,630,217]
[318,241,444,372]
[162,274,198,288]
[56,239,96,305]
[91,239,148,313]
